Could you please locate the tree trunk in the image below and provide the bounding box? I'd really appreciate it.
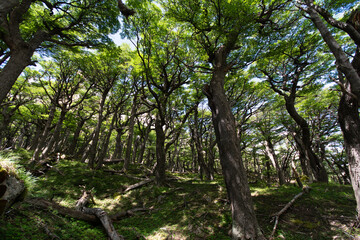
[0,49,34,103]
[87,90,108,168]
[123,97,137,171]
[264,138,285,185]
[154,114,166,185]
[96,113,117,169]
[31,104,57,162]
[292,131,313,182]
[205,46,264,240]
[67,119,86,156]
[338,85,360,219]
[41,108,67,159]
[285,98,328,182]
[137,117,152,164]
[193,108,212,180]
[112,128,124,161]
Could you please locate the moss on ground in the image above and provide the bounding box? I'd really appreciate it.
[0,151,358,239]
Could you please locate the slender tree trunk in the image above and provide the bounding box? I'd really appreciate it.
[292,131,313,182]
[87,91,108,168]
[31,104,56,162]
[96,113,117,169]
[41,109,67,159]
[112,129,124,160]
[205,47,264,240]
[67,119,86,156]
[123,97,137,171]
[285,98,328,182]
[136,118,152,164]
[264,138,285,185]
[154,114,166,185]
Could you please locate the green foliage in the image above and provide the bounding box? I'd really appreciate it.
[0,151,36,193]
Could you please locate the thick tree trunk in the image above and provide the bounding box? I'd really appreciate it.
[0,49,34,103]
[338,86,360,219]
[154,115,166,185]
[205,47,264,240]
[304,2,360,217]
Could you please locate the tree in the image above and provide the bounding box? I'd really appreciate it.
[79,47,131,168]
[254,14,333,182]
[127,2,195,184]
[0,0,121,103]
[297,0,360,219]
[162,0,291,238]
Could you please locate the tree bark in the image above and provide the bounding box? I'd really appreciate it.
[0,49,35,103]
[338,86,360,219]
[154,115,166,185]
[302,1,360,217]
[205,46,264,240]
[191,108,211,180]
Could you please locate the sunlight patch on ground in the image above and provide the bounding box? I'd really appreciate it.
[146,224,186,240]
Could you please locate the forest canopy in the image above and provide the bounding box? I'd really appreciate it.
[1,0,360,239]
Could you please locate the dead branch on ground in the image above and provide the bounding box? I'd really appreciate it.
[270,186,311,239]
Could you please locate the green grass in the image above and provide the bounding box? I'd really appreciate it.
[0,150,358,239]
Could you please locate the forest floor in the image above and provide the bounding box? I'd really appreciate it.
[0,150,359,239]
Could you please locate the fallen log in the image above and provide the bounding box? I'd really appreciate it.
[27,198,98,223]
[27,198,149,223]
[124,178,154,193]
[76,191,123,240]
[270,186,311,239]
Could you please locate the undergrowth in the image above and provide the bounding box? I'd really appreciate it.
[0,150,358,239]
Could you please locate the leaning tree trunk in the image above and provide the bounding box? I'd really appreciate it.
[285,98,328,183]
[31,104,57,162]
[204,46,264,240]
[0,49,35,103]
[41,108,67,159]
